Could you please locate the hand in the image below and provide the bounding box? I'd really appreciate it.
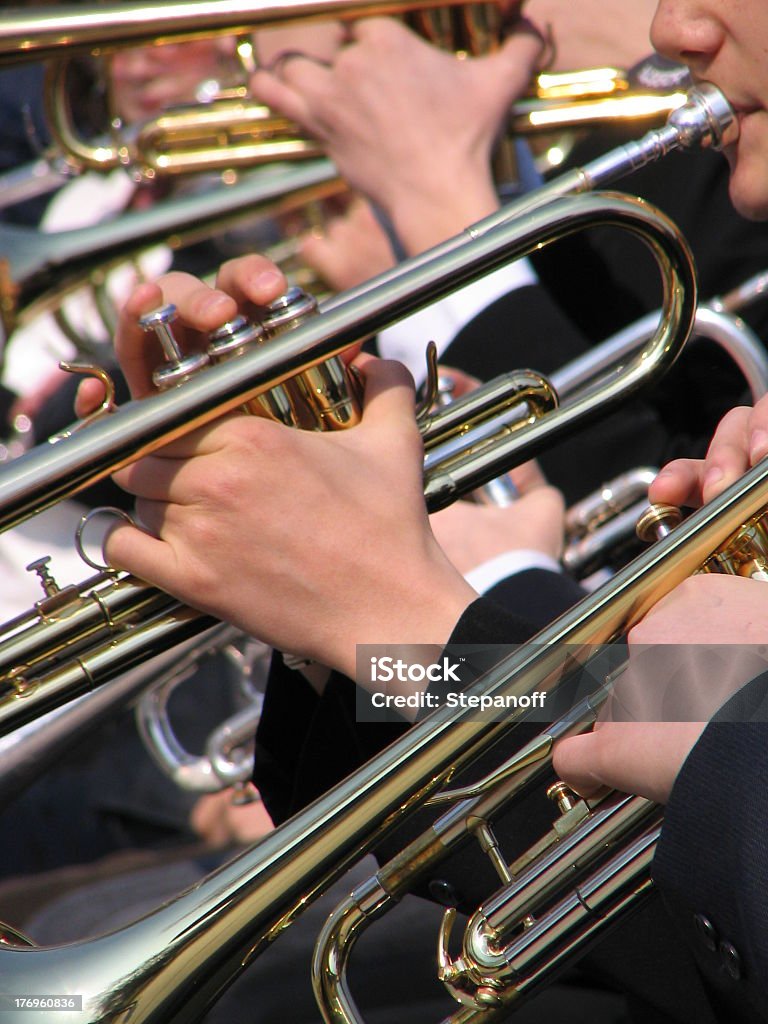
[190,789,274,848]
[253,22,349,67]
[249,17,545,254]
[75,254,288,414]
[553,393,768,805]
[650,392,768,509]
[430,460,564,574]
[102,347,476,682]
[299,194,396,292]
[553,572,768,804]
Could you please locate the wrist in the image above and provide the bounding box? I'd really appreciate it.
[389,173,499,256]
[339,568,478,689]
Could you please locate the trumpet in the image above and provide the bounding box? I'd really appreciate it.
[0,84,739,1021]
[0,1,688,193]
[38,61,687,181]
[1,409,767,1023]
[0,83,733,742]
[0,160,344,340]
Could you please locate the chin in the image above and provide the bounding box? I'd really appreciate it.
[729,155,768,220]
[728,179,768,221]
[725,124,768,220]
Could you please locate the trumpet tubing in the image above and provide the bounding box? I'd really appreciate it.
[2,445,768,1022]
[0,79,735,533]
[0,86,732,736]
[313,486,768,1022]
[4,3,690,185]
[0,0,498,63]
[1,159,345,338]
[0,86,740,1022]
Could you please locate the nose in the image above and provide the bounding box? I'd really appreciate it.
[651,0,724,72]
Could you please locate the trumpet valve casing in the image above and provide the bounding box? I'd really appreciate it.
[260,286,362,431]
[207,315,298,427]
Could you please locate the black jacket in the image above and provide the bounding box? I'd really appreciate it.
[254,569,767,1023]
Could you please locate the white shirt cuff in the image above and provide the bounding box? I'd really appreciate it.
[465,550,562,595]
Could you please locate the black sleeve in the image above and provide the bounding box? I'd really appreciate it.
[651,673,768,1023]
[252,577,723,1023]
[253,571,581,825]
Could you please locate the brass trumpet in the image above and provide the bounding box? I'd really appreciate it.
[0,85,738,1022]
[0,1,688,185]
[41,61,686,180]
[1,402,767,1023]
[0,84,734,741]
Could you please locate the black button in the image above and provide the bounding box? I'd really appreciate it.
[719,941,743,980]
[693,913,718,952]
[428,879,462,908]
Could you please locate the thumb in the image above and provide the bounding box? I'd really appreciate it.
[488,18,546,92]
[552,733,605,798]
[353,354,417,432]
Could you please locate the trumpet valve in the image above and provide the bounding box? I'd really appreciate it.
[635,502,683,544]
[702,513,768,580]
[140,304,210,391]
[261,286,362,431]
[208,315,299,428]
[207,315,265,360]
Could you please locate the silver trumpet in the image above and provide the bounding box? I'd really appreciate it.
[135,633,269,798]
[0,159,343,338]
[1,441,768,1021]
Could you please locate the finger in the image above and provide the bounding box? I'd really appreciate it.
[74,377,107,419]
[255,22,347,67]
[112,453,190,505]
[553,725,654,799]
[748,392,768,463]
[249,67,318,129]
[353,354,417,431]
[214,254,287,312]
[116,281,166,399]
[551,732,605,798]
[649,458,705,508]
[155,271,238,333]
[650,405,753,509]
[700,405,753,503]
[116,277,235,400]
[104,519,179,585]
[111,413,250,481]
[494,17,546,74]
[343,17,401,44]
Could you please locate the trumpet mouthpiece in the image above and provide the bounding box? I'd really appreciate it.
[669,82,738,150]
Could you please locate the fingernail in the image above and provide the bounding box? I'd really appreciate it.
[253,270,284,296]
[751,429,768,460]
[203,294,232,313]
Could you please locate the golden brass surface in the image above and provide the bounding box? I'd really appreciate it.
[0,85,739,1023]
